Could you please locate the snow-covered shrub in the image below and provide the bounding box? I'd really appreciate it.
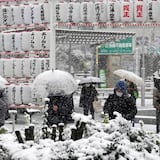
[0,112,160,160]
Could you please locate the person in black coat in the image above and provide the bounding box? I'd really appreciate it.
[46,95,62,126]
[103,80,137,121]
[0,89,9,127]
[47,94,74,126]
[79,83,98,119]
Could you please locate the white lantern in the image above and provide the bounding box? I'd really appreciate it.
[147,0,160,22]
[45,58,50,70]
[120,0,133,22]
[94,2,107,22]
[21,32,31,51]
[134,0,147,22]
[80,2,94,22]
[5,84,15,104]
[31,91,38,104]
[1,6,13,26]
[30,58,40,77]
[0,59,4,76]
[30,31,41,51]
[14,32,22,52]
[30,32,35,51]
[3,33,14,52]
[0,33,4,52]
[67,2,80,23]
[23,4,33,24]
[56,2,68,22]
[15,85,23,105]
[33,4,41,24]
[0,7,3,26]
[41,31,50,51]
[107,0,121,22]
[22,58,31,77]
[38,58,45,73]
[12,5,23,25]
[13,59,23,78]
[41,3,50,23]
[4,59,13,77]
[22,84,32,104]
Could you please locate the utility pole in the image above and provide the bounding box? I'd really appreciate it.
[49,0,56,70]
[141,26,145,107]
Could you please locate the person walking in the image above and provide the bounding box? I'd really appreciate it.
[103,80,137,122]
[79,83,98,119]
[125,79,139,102]
[153,76,160,133]
[0,88,9,127]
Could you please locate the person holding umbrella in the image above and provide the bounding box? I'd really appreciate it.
[0,88,9,127]
[46,93,74,126]
[125,79,139,102]
[79,83,98,119]
[153,75,160,133]
[103,80,137,122]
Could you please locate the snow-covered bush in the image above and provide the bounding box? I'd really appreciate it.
[0,112,160,160]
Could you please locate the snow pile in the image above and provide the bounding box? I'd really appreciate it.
[0,112,160,160]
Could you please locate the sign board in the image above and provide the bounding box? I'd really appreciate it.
[98,37,133,55]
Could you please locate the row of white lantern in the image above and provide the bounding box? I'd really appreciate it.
[56,0,160,23]
[5,84,43,105]
[0,3,49,26]
[0,31,50,52]
[0,58,50,78]
[0,0,159,26]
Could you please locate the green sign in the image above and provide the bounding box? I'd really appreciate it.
[98,37,133,55]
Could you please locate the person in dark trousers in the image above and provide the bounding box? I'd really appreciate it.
[103,80,137,122]
[79,83,98,119]
[0,88,9,127]
[153,76,160,133]
[125,79,139,102]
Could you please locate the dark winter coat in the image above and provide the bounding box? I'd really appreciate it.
[103,91,137,120]
[47,94,74,125]
[0,89,9,126]
[79,85,98,108]
[153,87,160,109]
[127,82,139,100]
[47,107,61,125]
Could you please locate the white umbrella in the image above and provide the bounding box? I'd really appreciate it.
[32,70,78,98]
[0,75,8,89]
[113,69,144,85]
[79,76,103,85]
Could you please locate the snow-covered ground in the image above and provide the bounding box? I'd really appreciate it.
[0,96,159,160]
